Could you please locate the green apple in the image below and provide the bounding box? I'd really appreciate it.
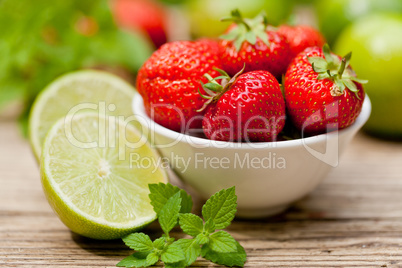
[334,13,402,138]
[184,0,294,38]
[315,0,402,45]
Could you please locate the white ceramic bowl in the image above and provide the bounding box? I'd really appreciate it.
[132,94,371,218]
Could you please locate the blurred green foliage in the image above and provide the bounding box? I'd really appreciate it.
[0,0,152,131]
[184,0,295,38]
[335,13,402,138]
[315,0,402,45]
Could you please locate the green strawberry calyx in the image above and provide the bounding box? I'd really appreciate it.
[220,9,269,51]
[196,65,245,112]
[307,44,368,99]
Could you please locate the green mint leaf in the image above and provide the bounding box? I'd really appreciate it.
[153,237,166,250]
[149,183,173,213]
[208,231,237,253]
[117,252,150,268]
[195,233,209,245]
[146,252,159,266]
[202,241,247,267]
[204,218,216,234]
[161,241,186,264]
[122,233,153,252]
[179,213,203,237]
[159,191,182,235]
[202,187,237,230]
[175,238,201,266]
[165,261,187,268]
[148,183,193,214]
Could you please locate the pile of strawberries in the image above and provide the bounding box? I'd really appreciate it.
[136,10,367,142]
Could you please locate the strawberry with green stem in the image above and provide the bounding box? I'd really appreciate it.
[219,10,292,79]
[284,44,367,135]
[136,39,222,132]
[199,66,286,142]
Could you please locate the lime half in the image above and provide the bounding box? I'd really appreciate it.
[29,70,136,160]
[40,113,167,240]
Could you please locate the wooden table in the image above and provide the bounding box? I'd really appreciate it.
[1,119,402,267]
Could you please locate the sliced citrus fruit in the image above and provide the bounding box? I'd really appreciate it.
[40,113,167,240]
[29,70,136,159]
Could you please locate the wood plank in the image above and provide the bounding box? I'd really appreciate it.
[1,121,402,267]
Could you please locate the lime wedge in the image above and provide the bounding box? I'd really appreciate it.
[29,70,136,160]
[40,113,167,240]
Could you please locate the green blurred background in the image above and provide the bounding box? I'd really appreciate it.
[0,0,401,138]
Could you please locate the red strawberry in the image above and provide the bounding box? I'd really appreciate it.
[219,10,292,79]
[284,45,367,135]
[201,68,286,142]
[136,39,222,132]
[111,0,167,48]
[277,24,326,59]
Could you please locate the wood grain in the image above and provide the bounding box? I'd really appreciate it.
[1,120,402,267]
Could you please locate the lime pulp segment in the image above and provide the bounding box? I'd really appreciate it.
[41,113,167,239]
[29,70,136,160]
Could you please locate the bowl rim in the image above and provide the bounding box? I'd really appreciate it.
[132,93,371,149]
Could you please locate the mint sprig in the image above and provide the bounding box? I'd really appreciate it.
[117,252,149,268]
[122,233,153,252]
[202,241,247,267]
[202,187,237,230]
[178,213,203,237]
[148,183,193,214]
[208,231,238,253]
[117,183,246,268]
[159,191,182,236]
